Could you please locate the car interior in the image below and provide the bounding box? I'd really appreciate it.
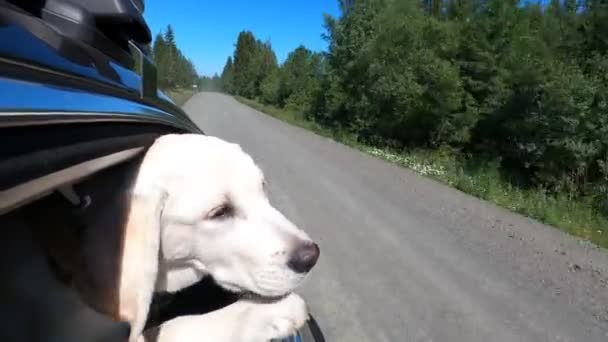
[0,1,325,341]
[0,122,241,341]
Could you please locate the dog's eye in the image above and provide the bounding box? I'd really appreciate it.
[207,204,234,220]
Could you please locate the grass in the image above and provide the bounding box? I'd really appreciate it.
[236,96,608,249]
[165,88,197,106]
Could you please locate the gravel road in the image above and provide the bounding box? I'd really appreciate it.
[184,92,608,342]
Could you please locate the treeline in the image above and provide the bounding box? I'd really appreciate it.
[198,74,222,91]
[152,25,198,89]
[220,0,608,210]
[220,31,325,112]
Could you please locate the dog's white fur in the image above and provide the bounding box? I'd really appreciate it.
[119,133,316,341]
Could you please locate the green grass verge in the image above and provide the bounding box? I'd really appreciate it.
[236,96,608,249]
[165,88,197,106]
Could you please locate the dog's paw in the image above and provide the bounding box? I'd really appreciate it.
[265,293,308,339]
[246,293,309,341]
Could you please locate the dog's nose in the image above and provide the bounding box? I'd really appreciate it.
[287,242,320,273]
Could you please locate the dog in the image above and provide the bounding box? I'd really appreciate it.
[0,133,319,341]
[120,133,320,341]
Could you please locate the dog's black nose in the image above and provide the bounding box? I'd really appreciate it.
[287,242,320,273]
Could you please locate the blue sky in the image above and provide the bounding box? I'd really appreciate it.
[145,1,341,77]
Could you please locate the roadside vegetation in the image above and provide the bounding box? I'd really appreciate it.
[150,25,199,105]
[235,97,608,248]
[165,88,197,106]
[219,0,608,248]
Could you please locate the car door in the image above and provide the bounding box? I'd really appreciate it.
[0,4,199,340]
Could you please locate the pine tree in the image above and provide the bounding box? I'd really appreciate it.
[163,25,178,88]
[232,31,259,97]
[247,41,278,99]
[220,57,234,93]
[152,33,168,88]
[151,26,197,90]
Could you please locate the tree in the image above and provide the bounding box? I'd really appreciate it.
[254,41,279,98]
[581,0,608,55]
[152,33,168,87]
[423,0,443,17]
[232,31,259,97]
[151,26,198,90]
[163,25,178,87]
[259,69,280,104]
[220,57,234,93]
[218,0,608,204]
[322,0,387,135]
[278,47,325,114]
[199,73,222,91]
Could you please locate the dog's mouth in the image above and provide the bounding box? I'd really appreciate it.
[238,291,291,303]
[218,280,290,302]
[216,280,248,293]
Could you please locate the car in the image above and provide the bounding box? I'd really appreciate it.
[0,1,323,341]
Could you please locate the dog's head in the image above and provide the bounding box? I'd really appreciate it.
[140,134,319,297]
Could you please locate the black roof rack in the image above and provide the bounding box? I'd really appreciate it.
[4,0,151,68]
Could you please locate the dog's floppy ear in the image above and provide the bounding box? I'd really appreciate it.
[118,188,167,342]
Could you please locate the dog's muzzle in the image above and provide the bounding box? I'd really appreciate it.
[287,242,320,273]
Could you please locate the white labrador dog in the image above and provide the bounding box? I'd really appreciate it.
[120,133,320,341]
